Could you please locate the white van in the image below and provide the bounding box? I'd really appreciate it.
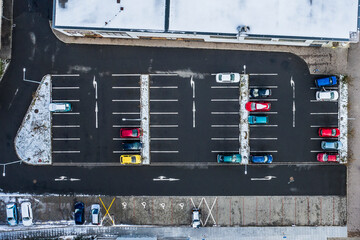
[21,202,33,226]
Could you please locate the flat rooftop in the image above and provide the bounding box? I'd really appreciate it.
[54,0,359,39]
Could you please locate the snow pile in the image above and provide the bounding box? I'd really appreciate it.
[140,75,150,165]
[14,75,52,165]
[239,74,249,164]
[338,75,348,163]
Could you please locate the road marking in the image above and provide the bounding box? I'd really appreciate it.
[290,76,295,98]
[251,112,278,114]
[112,99,140,102]
[211,150,239,153]
[211,112,238,114]
[190,76,195,98]
[150,138,179,140]
[52,99,80,102]
[149,73,178,76]
[193,100,196,128]
[150,112,178,115]
[112,112,140,115]
[250,125,278,127]
[211,125,238,127]
[112,73,142,77]
[8,88,19,110]
[310,112,338,115]
[310,125,338,128]
[310,87,338,90]
[150,99,178,102]
[251,99,278,102]
[51,74,80,77]
[150,125,178,127]
[52,87,80,90]
[52,125,80,128]
[112,86,140,89]
[53,112,80,115]
[112,125,139,128]
[151,151,179,153]
[150,86,178,89]
[292,100,296,127]
[53,138,80,141]
[211,138,238,140]
[211,86,238,89]
[310,150,323,153]
[211,99,238,102]
[310,100,338,103]
[250,150,278,153]
[113,151,140,154]
[52,151,80,153]
[249,73,278,76]
[249,86,278,88]
[95,101,98,129]
[250,138,278,140]
[113,138,144,141]
[311,138,332,140]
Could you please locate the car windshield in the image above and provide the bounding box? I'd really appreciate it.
[332,129,336,135]
[23,217,29,221]
[7,217,13,221]
[131,156,136,162]
[323,155,328,161]
[263,156,268,161]
[92,209,98,214]
[253,89,259,97]
[251,103,256,109]
[330,92,334,98]
[132,129,138,135]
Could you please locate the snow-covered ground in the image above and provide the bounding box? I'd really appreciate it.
[239,74,249,164]
[339,75,348,163]
[140,75,150,165]
[14,75,52,165]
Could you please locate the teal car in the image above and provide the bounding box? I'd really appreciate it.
[217,154,241,163]
[49,102,72,112]
[248,115,268,125]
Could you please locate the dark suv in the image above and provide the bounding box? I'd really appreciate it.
[74,202,85,225]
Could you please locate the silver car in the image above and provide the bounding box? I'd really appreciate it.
[21,201,33,226]
[91,204,101,225]
[316,90,339,101]
[215,73,240,83]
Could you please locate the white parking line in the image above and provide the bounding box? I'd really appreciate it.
[211,99,238,102]
[211,150,239,153]
[112,73,142,77]
[251,99,278,102]
[52,87,80,90]
[310,112,338,115]
[150,99,178,102]
[310,100,338,103]
[310,125,338,128]
[53,112,80,115]
[211,86,239,89]
[211,125,238,127]
[113,138,141,140]
[310,87,338,90]
[112,125,139,128]
[251,112,278,114]
[112,86,140,89]
[150,125,178,128]
[249,73,278,76]
[53,138,80,141]
[150,86,178,89]
[150,138,179,141]
[52,151,80,153]
[113,151,140,154]
[112,112,140,115]
[311,138,332,140]
[52,99,80,102]
[51,74,80,77]
[150,112,178,115]
[211,112,238,114]
[249,86,278,88]
[112,99,140,102]
[250,150,278,153]
[151,151,179,153]
[310,150,323,153]
[250,138,278,140]
[211,138,238,140]
[250,125,278,127]
[149,73,178,76]
[52,125,80,128]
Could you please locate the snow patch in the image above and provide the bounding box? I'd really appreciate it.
[14,75,52,165]
[239,74,250,164]
[338,75,348,163]
[140,75,150,165]
[155,69,206,79]
[67,65,91,73]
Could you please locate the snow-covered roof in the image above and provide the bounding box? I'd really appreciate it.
[54,0,359,39]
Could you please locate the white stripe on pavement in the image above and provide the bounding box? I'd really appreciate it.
[310,87,338,90]
[211,99,238,102]
[211,138,238,140]
[53,112,80,115]
[151,151,179,153]
[211,112,238,114]
[251,99,278,102]
[250,125,278,127]
[53,138,80,141]
[112,73,142,77]
[52,99,80,102]
[52,125,80,128]
[150,138,179,140]
[112,86,140,89]
[310,112,338,115]
[112,125,139,128]
[150,112,178,115]
[113,151,140,154]
[52,87,80,90]
[249,86,278,88]
[311,150,323,153]
[250,138,278,140]
[51,74,80,77]
[249,73,278,76]
[311,138,335,140]
[52,151,80,153]
[251,112,278,114]
[150,99,178,102]
[211,125,238,127]
[112,112,140,115]
[250,150,278,153]
[310,125,338,128]
[310,100,338,102]
[150,125,178,128]
[150,86,178,89]
[112,99,140,102]
[211,150,239,153]
[211,86,239,89]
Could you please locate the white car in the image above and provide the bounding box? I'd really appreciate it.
[49,102,72,112]
[6,203,18,226]
[91,204,101,225]
[21,202,33,226]
[315,90,339,101]
[192,208,201,228]
[215,73,240,83]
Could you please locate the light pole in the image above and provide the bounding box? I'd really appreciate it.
[1,160,23,177]
[23,68,40,84]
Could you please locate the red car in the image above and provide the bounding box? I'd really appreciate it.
[120,128,142,138]
[318,128,340,137]
[317,153,340,162]
[245,102,271,112]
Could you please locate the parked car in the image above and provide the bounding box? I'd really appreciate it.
[192,208,201,228]
[6,203,18,226]
[248,115,268,125]
[91,204,101,225]
[245,102,271,112]
[122,141,142,151]
[74,202,85,225]
[217,154,241,163]
[315,76,337,87]
[321,141,343,150]
[317,153,340,162]
[21,202,33,226]
[215,73,240,83]
[318,128,340,137]
[120,155,142,164]
[120,128,142,138]
[49,102,72,112]
[250,154,273,164]
[250,88,272,98]
[315,90,339,101]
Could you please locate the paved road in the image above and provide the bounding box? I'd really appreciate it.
[0,0,346,196]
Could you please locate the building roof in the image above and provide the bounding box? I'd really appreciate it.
[54,0,359,40]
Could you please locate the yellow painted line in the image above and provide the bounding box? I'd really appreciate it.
[99,197,116,225]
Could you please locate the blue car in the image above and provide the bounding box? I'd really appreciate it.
[122,141,142,151]
[315,76,337,87]
[217,154,241,163]
[250,154,273,164]
[321,141,343,150]
[74,202,85,225]
[248,115,268,125]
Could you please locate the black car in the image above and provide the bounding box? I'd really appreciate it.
[122,141,142,151]
[74,202,85,225]
[250,88,272,98]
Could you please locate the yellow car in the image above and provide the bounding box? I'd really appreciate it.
[120,155,142,165]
